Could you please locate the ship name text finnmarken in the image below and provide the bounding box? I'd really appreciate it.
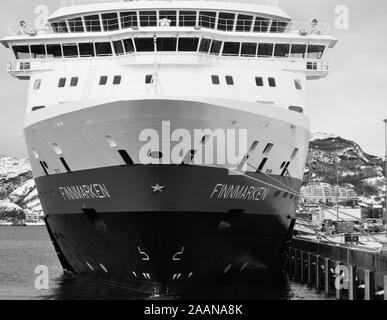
[59,184,111,201]
[210,184,270,201]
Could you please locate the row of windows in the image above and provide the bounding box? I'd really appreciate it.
[13,39,325,60]
[50,10,287,34]
[33,74,301,90]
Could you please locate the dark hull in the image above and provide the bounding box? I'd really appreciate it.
[36,165,300,295]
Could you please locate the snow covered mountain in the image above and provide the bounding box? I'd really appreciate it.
[0,156,42,220]
[305,133,385,197]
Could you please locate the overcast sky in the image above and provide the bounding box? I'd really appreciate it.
[0,0,386,158]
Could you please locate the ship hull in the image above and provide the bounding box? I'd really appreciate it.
[36,164,300,295]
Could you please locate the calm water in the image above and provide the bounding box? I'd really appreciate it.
[0,226,330,300]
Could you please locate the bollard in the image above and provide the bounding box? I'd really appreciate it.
[335,261,341,300]
[315,255,321,290]
[364,270,375,300]
[307,252,312,286]
[348,265,357,300]
[384,276,387,301]
[300,251,304,283]
[324,258,330,295]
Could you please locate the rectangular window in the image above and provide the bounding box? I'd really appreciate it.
[255,77,264,87]
[34,79,41,90]
[123,38,135,53]
[102,12,119,31]
[222,42,240,56]
[99,76,108,85]
[210,40,222,55]
[58,78,66,88]
[307,45,325,59]
[236,14,253,32]
[51,20,68,33]
[211,75,220,85]
[113,75,121,85]
[290,44,306,58]
[95,42,113,56]
[78,43,94,57]
[225,76,234,85]
[159,11,177,26]
[179,11,197,27]
[268,77,276,87]
[258,43,273,57]
[62,43,78,58]
[113,40,124,55]
[274,43,290,57]
[294,79,302,90]
[178,37,199,51]
[70,77,78,87]
[145,75,153,84]
[253,17,270,32]
[46,44,62,58]
[157,37,177,51]
[199,11,216,29]
[199,38,212,53]
[12,45,30,59]
[139,11,157,27]
[84,15,101,32]
[30,44,46,59]
[120,11,138,28]
[217,12,235,31]
[68,17,84,33]
[241,42,257,57]
[135,38,154,52]
[270,20,288,33]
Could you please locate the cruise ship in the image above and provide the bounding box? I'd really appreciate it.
[1,0,337,295]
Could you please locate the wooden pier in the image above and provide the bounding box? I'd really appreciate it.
[285,237,387,300]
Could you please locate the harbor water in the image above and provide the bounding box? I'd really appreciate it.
[0,226,332,300]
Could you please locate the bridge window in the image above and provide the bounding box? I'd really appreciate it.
[179,11,197,27]
[199,38,212,53]
[274,43,290,57]
[222,42,240,56]
[145,75,153,84]
[199,11,216,29]
[78,43,94,57]
[46,44,62,58]
[113,75,121,85]
[51,20,68,33]
[99,76,108,85]
[62,43,78,58]
[254,17,270,32]
[120,11,138,28]
[291,44,306,58]
[84,15,101,32]
[30,44,46,59]
[241,42,257,57]
[268,77,276,87]
[13,45,30,59]
[210,40,222,55]
[178,37,199,51]
[68,17,84,33]
[123,38,135,53]
[258,43,273,57]
[102,13,119,31]
[225,76,234,85]
[307,45,325,59]
[270,20,288,33]
[34,79,41,90]
[236,14,253,32]
[218,12,235,31]
[159,11,177,26]
[255,77,264,87]
[58,78,66,88]
[211,75,220,85]
[70,77,78,87]
[135,38,154,52]
[140,11,157,27]
[294,79,302,90]
[113,40,125,55]
[157,37,177,51]
[95,42,113,56]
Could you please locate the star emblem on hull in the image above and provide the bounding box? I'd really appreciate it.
[151,184,165,193]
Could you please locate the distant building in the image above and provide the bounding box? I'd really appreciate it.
[25,211,40,222]
[301,182,357,204]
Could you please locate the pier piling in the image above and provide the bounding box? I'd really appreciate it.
[300,251,305,283]
[384,276,387,300]
[315,255,321,290]
[364,270,375,300]
[349,265,357,300]
[324,258,330,295]
[307,252,312,286]
[335,261,341,300]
